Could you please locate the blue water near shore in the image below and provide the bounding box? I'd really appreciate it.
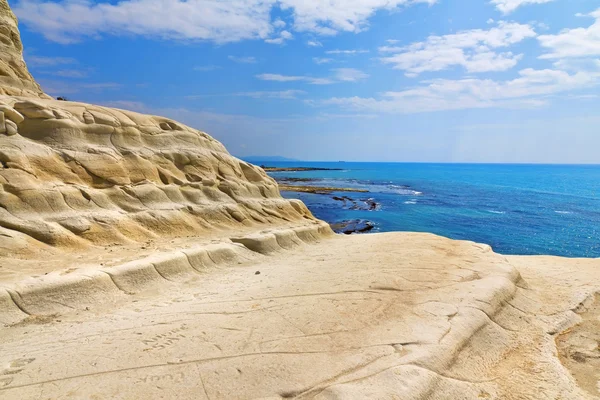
[260,162,600,258]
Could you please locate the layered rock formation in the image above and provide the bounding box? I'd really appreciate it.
[0,0,317,258]
[0,0,48,98]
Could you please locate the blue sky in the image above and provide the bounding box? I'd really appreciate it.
[12,0,600,163]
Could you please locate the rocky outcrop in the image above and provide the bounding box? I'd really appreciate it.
[0,0,48,98]
[0,0,319,257]
[1,233,598,399]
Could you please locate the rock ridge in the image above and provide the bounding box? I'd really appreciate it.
[0,0,48,98]
[0,0,321,260]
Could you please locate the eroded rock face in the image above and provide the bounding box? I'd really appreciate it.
[0,0,48,98]
[0,1,317,254]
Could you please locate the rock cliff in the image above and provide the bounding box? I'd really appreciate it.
[0,0,48,98]
[0,0,318,256]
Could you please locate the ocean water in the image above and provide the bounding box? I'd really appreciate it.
[260,162,600,258]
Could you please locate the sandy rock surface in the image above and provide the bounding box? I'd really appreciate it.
[0,232,598,399]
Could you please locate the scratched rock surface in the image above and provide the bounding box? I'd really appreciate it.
[1,233,599,399]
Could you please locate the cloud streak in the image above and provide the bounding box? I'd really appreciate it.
[14,0,436,44]
[256,68,369,85]
[321,68,600,113]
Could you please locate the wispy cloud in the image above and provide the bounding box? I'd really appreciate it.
[313,57,334,64]
[273,18,286,28]
[490,0,554,15]
[228,56,258,64]
[379,21,536,76]
[332,68,370,82]
[265,30,293,45]
[233,90,306,99]
[187,90,306,100]
[321,68,600,113]
[256,68,369,84]
[325,49,369,55]
[307,40,322,47]
[25,55,77,67]
[52,69,89,78]
[256,73,334,85]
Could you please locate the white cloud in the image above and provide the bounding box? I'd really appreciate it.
[256,74,304,82]
[332,68,370,82]
[25,55,77,67]
[491,0,554,15]
[552,58,600,72]
[273,18,286,28]
[15,0,435,44]
[257,68,369,84]
[379,21,536,75]
[228,56,258,64]
[52,69,89,78]
[538,9,600,59]
[232,90,306,99]
[279,0,436,35]
[307,40,323,47]
[321,68,599,113]
[256,73,335,85]
[265,30,293,45]
[326,49,369,55]
[15,0,274,44]
[313,57,334,64]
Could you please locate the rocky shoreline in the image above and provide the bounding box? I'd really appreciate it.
[272,175,380,234]
[278,184,369,194]
[262,166,343,172]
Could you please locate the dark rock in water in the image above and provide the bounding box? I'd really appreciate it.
[360,198,379,211]
[332,195,379,211]
[278,177,318,183]
[330,219,375,235]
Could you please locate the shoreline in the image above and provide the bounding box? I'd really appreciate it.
[263,167,343,172]
[278,184,369,194]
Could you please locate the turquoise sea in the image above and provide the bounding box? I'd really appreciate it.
[260,162,600,258]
